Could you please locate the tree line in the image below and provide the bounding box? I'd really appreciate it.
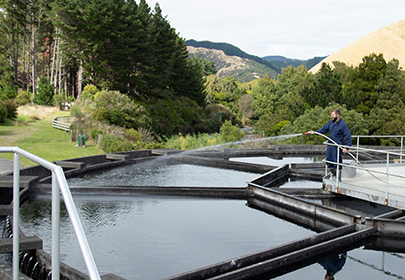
[1,0,226,136]
[204,53,405,145]
[1,0,205,101]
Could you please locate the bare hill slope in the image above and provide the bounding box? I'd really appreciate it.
[187,46,278,82]
[310,18,405,72]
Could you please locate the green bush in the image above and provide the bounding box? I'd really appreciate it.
[34,78,54,106]
[274,120,290,135]
[0,101,7,123]
[52,93,66,107]
[99,134,134,153]
[148,96,218,137]
[4,99,17,119]
[94,90,151,129]
[220,120,244,143]
[70,104,85,118]
[90,128,103,139]
[81,85,98,102]
[125,128,142,142]
[15,91,31,106]
[0,69,17,101]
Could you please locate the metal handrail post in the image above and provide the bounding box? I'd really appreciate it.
[401,136,403,163]
[336,146,340,186]
[356,136,360,162]
[12,152,20,280]
[54,167,100,280]
[386,153,389,205]
[0,147,101,280]
[52,171,61,280]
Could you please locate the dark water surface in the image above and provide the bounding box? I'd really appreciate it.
[67,162,261,187]
[20,195,315,279]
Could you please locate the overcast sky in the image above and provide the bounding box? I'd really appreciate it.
[145,0,405,59]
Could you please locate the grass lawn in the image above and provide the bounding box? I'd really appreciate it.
[0,107,104,167]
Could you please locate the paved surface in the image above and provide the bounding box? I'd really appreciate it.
[0,158,14,175]
[325,163,405,209]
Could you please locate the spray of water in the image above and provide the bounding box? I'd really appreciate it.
[194,133,304,151]
[131,133,305,167]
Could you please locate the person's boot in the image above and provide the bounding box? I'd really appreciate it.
[329,168,336,180]
[326,168,332,179]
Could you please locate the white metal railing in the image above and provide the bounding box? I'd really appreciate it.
[323,138,405,205]
[0,147,100,280]
[52,117,71,132]
[352,135,405,163]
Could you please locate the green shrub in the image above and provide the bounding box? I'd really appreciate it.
[90,128,103,139]
[81,85,98,102]
[94,90,151,129]
[99,134,134,153]
[220,120,244,143]
[164,132,221,150]
[4,99,17,119]
[0,69,17,101]
[274,120,290,135]
[125,128,142,142]
[52,93,66,107]
[91,107,108,121]
[0,101,7,123]
[70,104,85,118]
[15,91,31,106]
[34,78,54,105]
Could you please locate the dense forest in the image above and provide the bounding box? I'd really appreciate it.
[0,0,221,138]
[1,0,405,151]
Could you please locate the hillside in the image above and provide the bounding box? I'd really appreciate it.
[186,40,326,82]
[310,18,405,72]
[187,46,278,82]
[262,55,326,70]
[186,40,280,72]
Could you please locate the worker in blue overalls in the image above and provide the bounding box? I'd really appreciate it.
[308,109,352,180]
[319,252,347,280]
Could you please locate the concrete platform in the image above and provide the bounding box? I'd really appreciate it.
[323,163,405,209]
[0,158,19,175]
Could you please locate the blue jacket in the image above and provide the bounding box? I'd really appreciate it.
[319,253,347,275]
[317,118,352,167]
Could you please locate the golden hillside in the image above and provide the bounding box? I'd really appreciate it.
[310,18,405,73]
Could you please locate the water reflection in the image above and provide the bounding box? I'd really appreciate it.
[319,252,347,280]
[19,195,314,279]
[67,163,260,187]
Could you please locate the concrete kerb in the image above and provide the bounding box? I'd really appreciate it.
[0,147,330,192]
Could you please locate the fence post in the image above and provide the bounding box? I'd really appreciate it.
[52,171,61,280]
[336,146,340,186]
[12,152,20,280]
[385,153,389,205]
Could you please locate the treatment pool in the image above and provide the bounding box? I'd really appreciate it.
[17,158,405,279]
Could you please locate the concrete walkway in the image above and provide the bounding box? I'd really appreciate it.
[0,158,14,175]
[324,163,405,209]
